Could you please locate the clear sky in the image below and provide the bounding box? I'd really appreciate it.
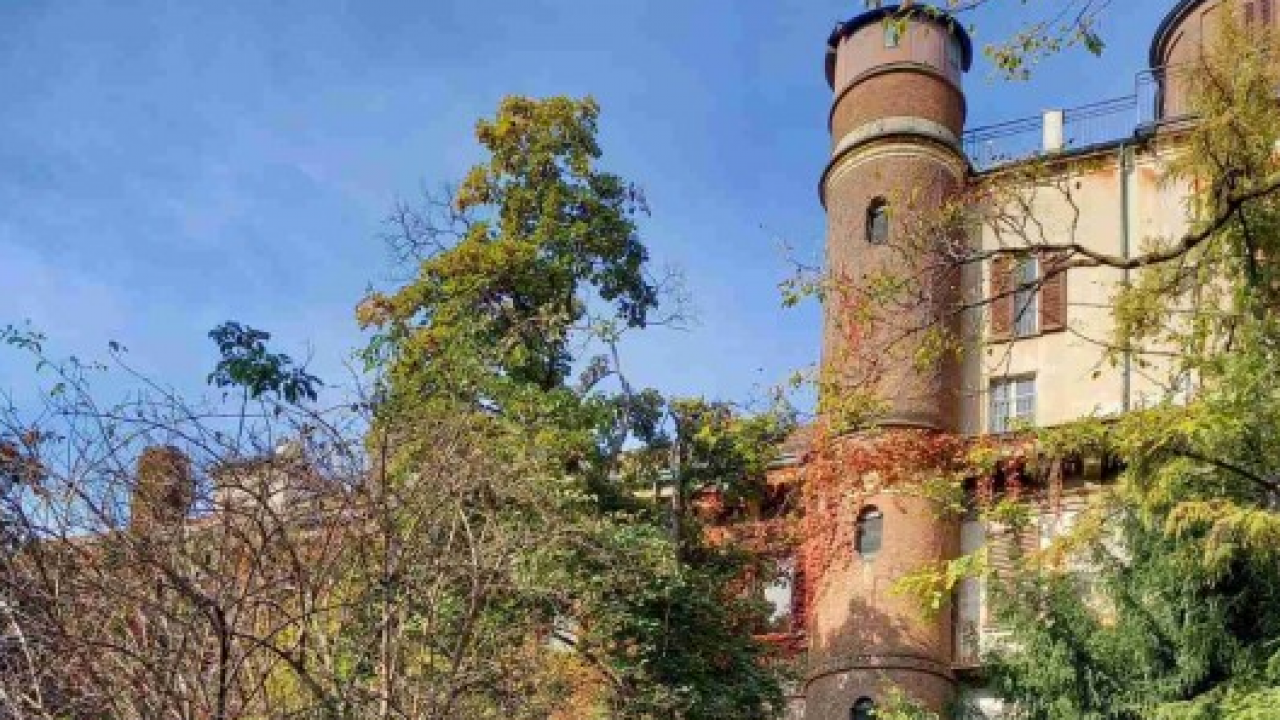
[0,0,1179,412]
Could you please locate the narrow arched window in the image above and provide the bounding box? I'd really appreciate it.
[866,198,890,245]
[855,507,883,559]
[883,23,900,48]
[852,697,877,720]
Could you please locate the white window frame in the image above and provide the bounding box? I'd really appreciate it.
[989,376,1036,433]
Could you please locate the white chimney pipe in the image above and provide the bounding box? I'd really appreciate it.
[1043,110,1065,153]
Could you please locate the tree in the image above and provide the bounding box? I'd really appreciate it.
[207,322,322,406]
[0,321,616,720]
[1,94,793,720]
[984,499,1280,720]
[358,95,787,719]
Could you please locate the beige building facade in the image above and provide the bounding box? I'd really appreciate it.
[785,2,1259,718]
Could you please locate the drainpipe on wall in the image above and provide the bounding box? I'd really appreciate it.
[1119,142,1133,413]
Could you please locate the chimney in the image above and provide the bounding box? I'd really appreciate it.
[131,445,194,529]
[1042,109,1065,153]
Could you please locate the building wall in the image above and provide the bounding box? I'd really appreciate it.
[958,142,1195,436]
[822,140,966,430]
[802,4,1226,719]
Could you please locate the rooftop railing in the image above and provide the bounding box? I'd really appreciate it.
[1137,64,1198,126]
[962,65,1196,172]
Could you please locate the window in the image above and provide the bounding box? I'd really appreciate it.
[855,506,883,559]
[763,557,795,629]
[957,689,1002,720]
[852,697,877,720]
[1012,257,1039,337]
[1170,371,1197,405]
[1243,0,1276,26]
[866,198,890,245]
[945,36,962,73]
[883,22,900,48]
[1244,0,1275,26]
[990,376,1036,433]
[991,254,1066,339]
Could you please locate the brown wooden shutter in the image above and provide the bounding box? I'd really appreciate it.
[1040,252,1068,333]
[990,256,1014,339]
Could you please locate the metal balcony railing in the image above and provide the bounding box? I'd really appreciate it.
[963,64,1194,172]
[963,96,1137,172]
[961,114,1044,174]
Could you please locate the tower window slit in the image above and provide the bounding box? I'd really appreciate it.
[855,506,884,559]
[866,198,890,245]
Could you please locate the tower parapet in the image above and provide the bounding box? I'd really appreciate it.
[826,6,970,159]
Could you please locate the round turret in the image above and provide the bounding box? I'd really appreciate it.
[807,7,971,718]
[820,5,971,431]
[826,6,971,154]
[1150,0,1274,121]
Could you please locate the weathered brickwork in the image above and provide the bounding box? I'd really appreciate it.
[801,7,973,719]
[829,68,965,148]
[821,142,964,431]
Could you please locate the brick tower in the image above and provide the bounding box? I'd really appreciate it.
[803,5,972,719]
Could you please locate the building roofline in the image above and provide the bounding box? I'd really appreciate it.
[825,4,974,87]
[1149,0,1206,68]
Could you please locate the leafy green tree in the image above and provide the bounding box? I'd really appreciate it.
[208,321,321,404]
[359,95,787,720]
[359,95,655,406]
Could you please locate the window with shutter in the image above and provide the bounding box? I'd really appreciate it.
[990,256,1014,339]
[1039,252,1068,333]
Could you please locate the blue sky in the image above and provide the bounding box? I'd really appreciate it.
[0,0,1177,413]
